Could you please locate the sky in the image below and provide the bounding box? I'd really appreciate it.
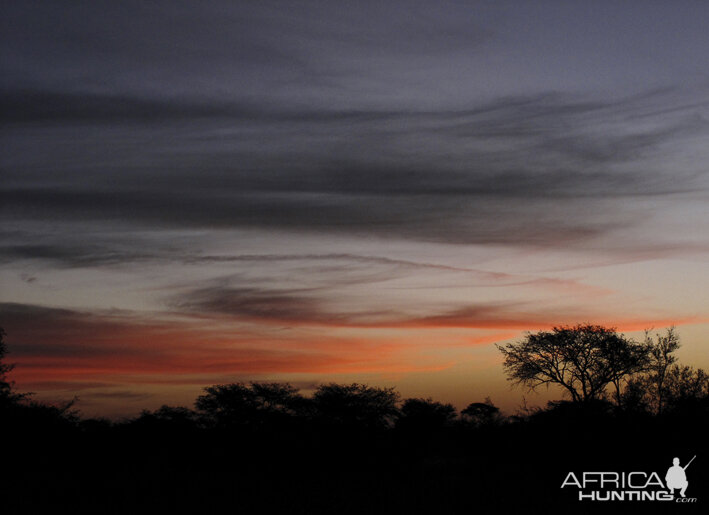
[1,0,708,418]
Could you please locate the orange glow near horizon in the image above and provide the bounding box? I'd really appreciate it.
[6,309,708,418]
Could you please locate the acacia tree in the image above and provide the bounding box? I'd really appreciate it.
[604,333,652,407]
[497,324,648,404]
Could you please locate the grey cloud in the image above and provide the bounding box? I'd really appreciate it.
[0,302,164,359]
[0,89,256,124]
[171,286,335,325]
[20,273,37,283]
[4,1,708,114]
[169,281,582,330]
[186,254,606,292]
[2,2,708,259]
[0,243,154,267]
[3,91,706,248]
[0,235,608,295]
[1,0,490,110]
[0,184,659,247]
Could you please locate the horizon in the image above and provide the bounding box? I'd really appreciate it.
[1,1,708,419]
[0,324,706,420]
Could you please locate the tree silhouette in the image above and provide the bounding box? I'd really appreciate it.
[3,328,709,515]
[663,365,709,412]
[133,405,200,431]
[1,328,14,396]
[195,382,304,428]
[625,360,709,416]
[0,327,26,408]
[497,324,647,403]
[397,397,456,432]
[461,397,501,427]
[644,327,680,414]
[604,334,651,407]
[312,383,399,430]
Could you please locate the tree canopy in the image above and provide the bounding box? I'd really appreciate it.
[195,382,304,428]
[497,324,648,403]
[461,397,501,426]
[397,397,456,432]
[312,383,400,430]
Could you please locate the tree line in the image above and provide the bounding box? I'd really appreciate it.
[3,324,709,515]
[2,324,708,432]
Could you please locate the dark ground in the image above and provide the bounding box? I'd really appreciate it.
[4,403,707,515]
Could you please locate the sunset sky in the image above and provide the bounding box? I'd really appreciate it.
[2,1,708,418]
